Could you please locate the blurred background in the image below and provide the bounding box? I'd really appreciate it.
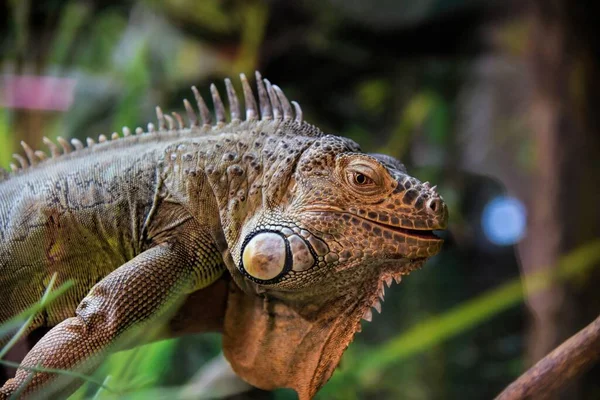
[1,0,599,399]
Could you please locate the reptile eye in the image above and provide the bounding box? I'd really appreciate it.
[353,173,373,186]
[340,158,386,195]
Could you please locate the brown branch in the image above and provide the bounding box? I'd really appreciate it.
[496,314,600,400]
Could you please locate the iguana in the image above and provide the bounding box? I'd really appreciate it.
[0,72,447,399]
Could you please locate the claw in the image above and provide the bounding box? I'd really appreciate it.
[362,308,373,322]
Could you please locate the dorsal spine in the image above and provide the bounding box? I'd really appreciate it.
[1,72,313,181]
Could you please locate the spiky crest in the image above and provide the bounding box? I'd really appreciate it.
[0,72,319,182]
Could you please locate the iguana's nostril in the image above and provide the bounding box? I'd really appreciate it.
[426,198,441,215]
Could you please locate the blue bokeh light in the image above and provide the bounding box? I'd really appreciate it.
[482,196,527,246]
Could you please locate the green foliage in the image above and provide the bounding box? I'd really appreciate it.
[0,110,13,170]
[48,2,92,67]
[382,91,440,157]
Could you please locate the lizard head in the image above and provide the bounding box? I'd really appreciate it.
[233,134,447,289]
[223,133,447,398]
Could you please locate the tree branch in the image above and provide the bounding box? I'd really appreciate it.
[496,314,600,399]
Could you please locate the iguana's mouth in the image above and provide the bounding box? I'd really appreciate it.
[345,214,443,243]
[365,218,444,242]
[303,207,445,243]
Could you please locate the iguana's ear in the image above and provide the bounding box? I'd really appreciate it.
[222,281,360,400]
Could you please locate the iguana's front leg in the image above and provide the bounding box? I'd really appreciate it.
[0,223,224,399]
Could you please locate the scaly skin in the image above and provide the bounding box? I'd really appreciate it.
[0,73,447,399]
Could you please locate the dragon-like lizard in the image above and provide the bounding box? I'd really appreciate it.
[0,72,447,399]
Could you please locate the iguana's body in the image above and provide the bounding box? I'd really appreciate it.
[1,136,192,325]
[0,114,290,328]
[0,73,447,399]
